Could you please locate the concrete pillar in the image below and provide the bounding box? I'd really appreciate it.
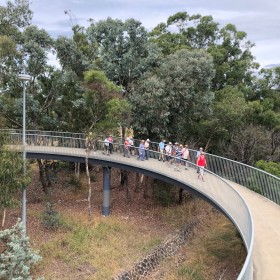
[102,166,111,216]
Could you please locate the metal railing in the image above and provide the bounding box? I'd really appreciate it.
[3,129,279,205]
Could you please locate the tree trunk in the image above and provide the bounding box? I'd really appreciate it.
[134,172,140,192]
[85,151,92,220]
[120,169,130,200]
[75,162,80,178]
[1,208,6,228]
[37,159,52,194]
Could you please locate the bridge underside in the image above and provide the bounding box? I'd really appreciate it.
[27,152,233,221]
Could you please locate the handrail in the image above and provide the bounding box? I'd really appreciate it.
[3,129,279,205]
[4,130,254,279]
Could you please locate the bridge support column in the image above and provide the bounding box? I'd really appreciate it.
[102,166,111,216]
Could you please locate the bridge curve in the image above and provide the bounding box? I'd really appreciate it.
[5,130,280,280]
[26,146,253,279]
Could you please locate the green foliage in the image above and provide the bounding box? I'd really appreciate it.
[87,17,162,87]
[204,226,244,261]
[255,160,280,177]
[84,70,120,92]
[96,97,132,134]
[41,202,60,230]
[0,220,42,280]
[0,134,31,212]
[152,183,177,207]
[68,175,82,191]
[129,48,215,139]
[177,263,203,280]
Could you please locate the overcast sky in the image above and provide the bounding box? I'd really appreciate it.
[2,0,280,67]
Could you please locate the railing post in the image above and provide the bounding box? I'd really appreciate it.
[102,166,111,216]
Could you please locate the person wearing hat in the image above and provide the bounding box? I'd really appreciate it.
[144,139,150,160]
[165,142,172,162]
[158,139,165,162]
[175,144,183,171]
[103,135,110,155]
[197,151,208,181]
[196,147,204,158]
[108,134,113,154]
[182,144,190,170]
[123,137,131,158]
[128,137,135,156]
[137,139,145,161]
[196,147,204,173]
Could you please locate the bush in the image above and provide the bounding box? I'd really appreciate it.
[42,202,60,230]
[255,160,280,177]
[69,175,82,191]
[0,220,42,279]
[152,183,177,207]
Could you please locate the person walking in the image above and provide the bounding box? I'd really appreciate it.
[158,139,165,162]
[165,142,172,163]
[138,140,145,161]
[123,137,131,158]
[129,137,135,156]
[197,151,208,181]
[103,136,110,155]
[108,135,113,154]
[182,144,190,170]
[175,144,183,171]
[196,147,204,173]
[144,139,150,160]
[196,147,203,158]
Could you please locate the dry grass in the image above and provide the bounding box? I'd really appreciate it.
[2,165,246,279]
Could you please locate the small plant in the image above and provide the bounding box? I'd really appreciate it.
[69,175,82,191]
[90,173,97,182]
[42,202,60,229]
[0,219,43,279]
[177,264,203,280]
[152,183,177,207]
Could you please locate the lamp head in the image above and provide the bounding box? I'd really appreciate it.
[18,74,31,81]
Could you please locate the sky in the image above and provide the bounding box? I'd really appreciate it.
[2,0,280,68]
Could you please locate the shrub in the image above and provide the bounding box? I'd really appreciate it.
[152,183,177,207]
[0,220,42,279]
[69,175,82,191]
[42,202,60,230]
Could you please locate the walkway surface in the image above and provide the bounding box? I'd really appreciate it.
[231,183,280,280]
[25,145,280,279]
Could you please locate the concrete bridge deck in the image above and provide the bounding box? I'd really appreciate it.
[232,182,280,279]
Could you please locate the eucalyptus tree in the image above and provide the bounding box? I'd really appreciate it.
[149,12,219,55]
[55,35,90,79]
[82,69,122,133]
[208,23,256,91]
[149,11,256,91]
[129,49,215,140]
[86,17,162,89]
[0,0,32,88]
[0,132,31,227]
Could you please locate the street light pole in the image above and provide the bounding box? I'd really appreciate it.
[18,74,31,238]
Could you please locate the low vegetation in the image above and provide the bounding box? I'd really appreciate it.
[6,165,245,280]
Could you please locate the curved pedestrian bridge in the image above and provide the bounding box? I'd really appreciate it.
[6,130,280,280]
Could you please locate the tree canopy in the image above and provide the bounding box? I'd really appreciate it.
[0,0,279,165]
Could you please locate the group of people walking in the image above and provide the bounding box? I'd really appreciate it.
[98,134,208,181]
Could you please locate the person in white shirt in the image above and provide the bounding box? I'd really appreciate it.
[144,139,150,160]
[165,142,172,162]
[182,144,190,170]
